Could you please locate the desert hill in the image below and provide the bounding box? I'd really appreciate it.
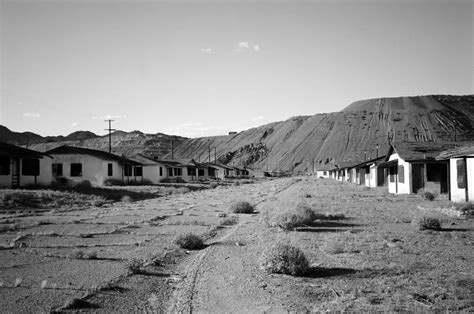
[1,95,473,172]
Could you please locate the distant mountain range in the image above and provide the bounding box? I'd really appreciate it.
[2,94,473,172]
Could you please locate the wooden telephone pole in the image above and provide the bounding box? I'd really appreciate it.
[104,119,116,153]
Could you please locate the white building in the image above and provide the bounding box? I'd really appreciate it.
[0,142,52,188]
[45,145,142,186]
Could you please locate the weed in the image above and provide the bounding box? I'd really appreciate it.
[210,182,218,189]
[455,203,474,216]
[74,180,92,189]
[261,243,309,276]
[126,257,144,274]
[234,181,241,186]
[230,201,255,214]
[69,250,98,259]
[418,190,436,201]
[411,216,441,230]
[220,216,238,226]
[175,233,205,250]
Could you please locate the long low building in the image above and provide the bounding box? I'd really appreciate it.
[0,141,53,188]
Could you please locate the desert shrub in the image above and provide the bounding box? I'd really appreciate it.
[74,180,92,189]
[294,203,317,224]
[233,181,241,186]
[104,179,124,186]
[455,203,474,216]
[261,243,309,276]
[304,194,312,198]
[273,213,304,231]
[411,216,441,230]
[175,233,204,250]
[230,201,254,214]
[126,257,144,274]
[220,216,238,226]
[160,177,186,184]
[418,190,435,201]
[121,195,132,203]
[69,250,98,259]
[210,182,218,189]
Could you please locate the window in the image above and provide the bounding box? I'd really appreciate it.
[0,156,9,175]
[159,167,163,176]
[52,163,63,177]
[124,164,132,176]
[134,166,143,176]
[108,163,113,176]
[398,165,404,183]
[22,158,40,176]
[174,168,182,176]
[187,167,196,176]
[389,166,396,182]
[70,163,82,177]
[323,171,327,175]
[198,169,205,176]
[457,159,466,189]
[167,168,173,177]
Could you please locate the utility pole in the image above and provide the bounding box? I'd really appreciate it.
[214,147,217,164]
[208,145,211,163]
[104,119,116,153]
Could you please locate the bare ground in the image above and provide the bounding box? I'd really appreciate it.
[0,177,473,312]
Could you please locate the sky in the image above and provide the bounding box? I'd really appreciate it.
[0,0,473,138]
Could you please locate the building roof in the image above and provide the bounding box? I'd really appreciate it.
[45,145,141,165]
[436,142,474,159]
[0,141,51,159]
[388,141,464,162]
[350,156,386,169]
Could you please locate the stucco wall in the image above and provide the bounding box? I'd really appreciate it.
[50,154,122,186]
[388,153,411,194]
[451,156,474,202]
[0,156,52,187]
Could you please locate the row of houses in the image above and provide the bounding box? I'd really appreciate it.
[0,142,252,188]
[316,141,474,203]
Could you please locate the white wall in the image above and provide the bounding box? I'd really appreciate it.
[316,170,329,178]
[0,156,52,187]
[51,154,122,186]
[450,156,474,202]
[387,153,411,194]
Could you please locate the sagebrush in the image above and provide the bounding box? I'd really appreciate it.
[261,243,309,276]
[175,233,205,249]
[230,201,255,214]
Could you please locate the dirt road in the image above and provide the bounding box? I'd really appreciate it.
[1,177,472,312]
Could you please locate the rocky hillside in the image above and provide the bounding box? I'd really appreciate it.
[2,95,473,172]
[172,95,474,172]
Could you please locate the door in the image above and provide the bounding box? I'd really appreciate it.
[12,157,20,188]
[412,164,424,193]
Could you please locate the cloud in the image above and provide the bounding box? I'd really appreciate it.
[251,115,265,122]
[253,44,261,52]
[164,122,228,138]
[23,112,40,119]
[200,47,214,54]
[71,122,79,127]
[238,41,249,49]
[92,114,127,120]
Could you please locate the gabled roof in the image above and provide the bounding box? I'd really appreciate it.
[388,141,464,162]
[436,142,474,159]
[350,156,386,169]
[45,145,141,165]
[0,141,51,159]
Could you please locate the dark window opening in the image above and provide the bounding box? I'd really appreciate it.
[159,167,163,176]
[22,158,40,176]
[198,169,205,176]
[174,168,182,176]
[134,166,143,177]
[108,163,113,176]
[0,156,10,175]
[457,159,466,189]
[389,166,396,182]
[124,164,132,176]
[398,165,404,183]
[187,167,196,176]
[70,163,82,177]
[167,168,173,177]
[52,163,63,177]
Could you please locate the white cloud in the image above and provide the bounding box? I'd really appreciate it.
[253,44,261,52]
[251,115,265,122]
[92,114,127,120]
[23,112,40,119]
[238,41,249,49]
[200,47,214,54]
[164,122,228,138]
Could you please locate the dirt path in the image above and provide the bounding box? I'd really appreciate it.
[168,178,298,313]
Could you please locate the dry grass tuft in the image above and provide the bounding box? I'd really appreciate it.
[175,233,205,250]
[230,201,255,214]
[455,203,474,216]
[126,257,144,274]
[411,216,441,230]
[261,243,309,276]
[220,216,238,226]
[69,250,98,259]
